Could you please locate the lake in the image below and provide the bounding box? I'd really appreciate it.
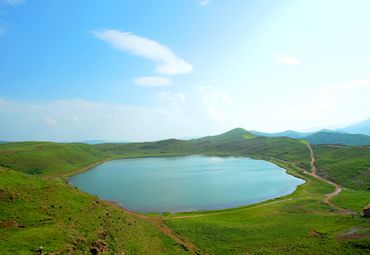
[69,155,304,213]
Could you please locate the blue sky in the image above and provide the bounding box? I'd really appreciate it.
[1,0,370,141]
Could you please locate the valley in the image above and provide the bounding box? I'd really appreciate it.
[1,128,369,254]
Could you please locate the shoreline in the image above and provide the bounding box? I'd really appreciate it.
[65,154,308,216]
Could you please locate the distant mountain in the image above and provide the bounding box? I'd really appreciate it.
[0,140,10,144]
[251,130,311,139]
[304,131,370,146]
[340,118,370,136]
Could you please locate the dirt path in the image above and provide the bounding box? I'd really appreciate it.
[113,204,206,254]
[151,217,206,255]
[306,144,349,212]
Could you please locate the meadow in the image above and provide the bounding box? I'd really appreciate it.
[0,129,369,254]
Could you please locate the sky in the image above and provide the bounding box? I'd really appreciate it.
[1,0,370,142]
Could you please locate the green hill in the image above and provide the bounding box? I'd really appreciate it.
[305,131,370,146]
[0,167,187,255]
[96,128,311,170]
[0,142,106,176]
[196,127,256,141]
[313,144,370,190]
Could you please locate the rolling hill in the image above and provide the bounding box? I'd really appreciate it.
[305,131,370,146]
[0,142,106,176]
[253,129,370,146]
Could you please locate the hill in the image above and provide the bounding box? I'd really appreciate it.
[196,127,256,141]
[0,142,106,176]
[95,128,311,170]
[340,118,370,136]
[305,131,370,146]
[313,144,370,190]
[251,130,310,139]
[0,167,188,254]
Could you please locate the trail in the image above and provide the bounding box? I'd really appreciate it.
[111,203,206,254]
[306,144,349,212]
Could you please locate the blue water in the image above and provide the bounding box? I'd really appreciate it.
[69,156,304,213]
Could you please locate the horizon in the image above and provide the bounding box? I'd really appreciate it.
[0,124,365,143]
[1,0,370,141]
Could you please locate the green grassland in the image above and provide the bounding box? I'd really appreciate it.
[0,142,106,176]
[305,131,370,146]
[0,128,369,254]
[0,167,188,255]
[332,189,370,213]
[313,145,370,190]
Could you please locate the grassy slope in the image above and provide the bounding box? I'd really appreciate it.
[313,145,370,190]
[305,131,370,146]
[0,167,188,255]
[0,142,107,176]
[332,189,370,213]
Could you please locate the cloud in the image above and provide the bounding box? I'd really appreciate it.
[274,52,301,65]
[197,86,231,121]
[157,91,185,106]
[133,76,172,87]
[320,78,370,92]
[92,29,192,76]
[1,0,25,6]
[42,115,56,126]
[198,0,212,6]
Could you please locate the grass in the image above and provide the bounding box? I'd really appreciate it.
[1,129,370,254]
[313,145,370,190]
[0,167,188,255]
[332,189,370,213]
[0,142,106,176]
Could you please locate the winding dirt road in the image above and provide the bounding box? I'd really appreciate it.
[307,144,349,212]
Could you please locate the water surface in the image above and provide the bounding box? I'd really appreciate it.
[69,156,304,213]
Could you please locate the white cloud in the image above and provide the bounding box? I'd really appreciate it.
[157,91,185,105]
[92,29,192,76]
[274,52,301,65]
[199,0,212,6]
[42,115,56,126]
[1,0,25,6]
[320,78,370,92]
[133,76,172,87]
[197,86,231,122]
